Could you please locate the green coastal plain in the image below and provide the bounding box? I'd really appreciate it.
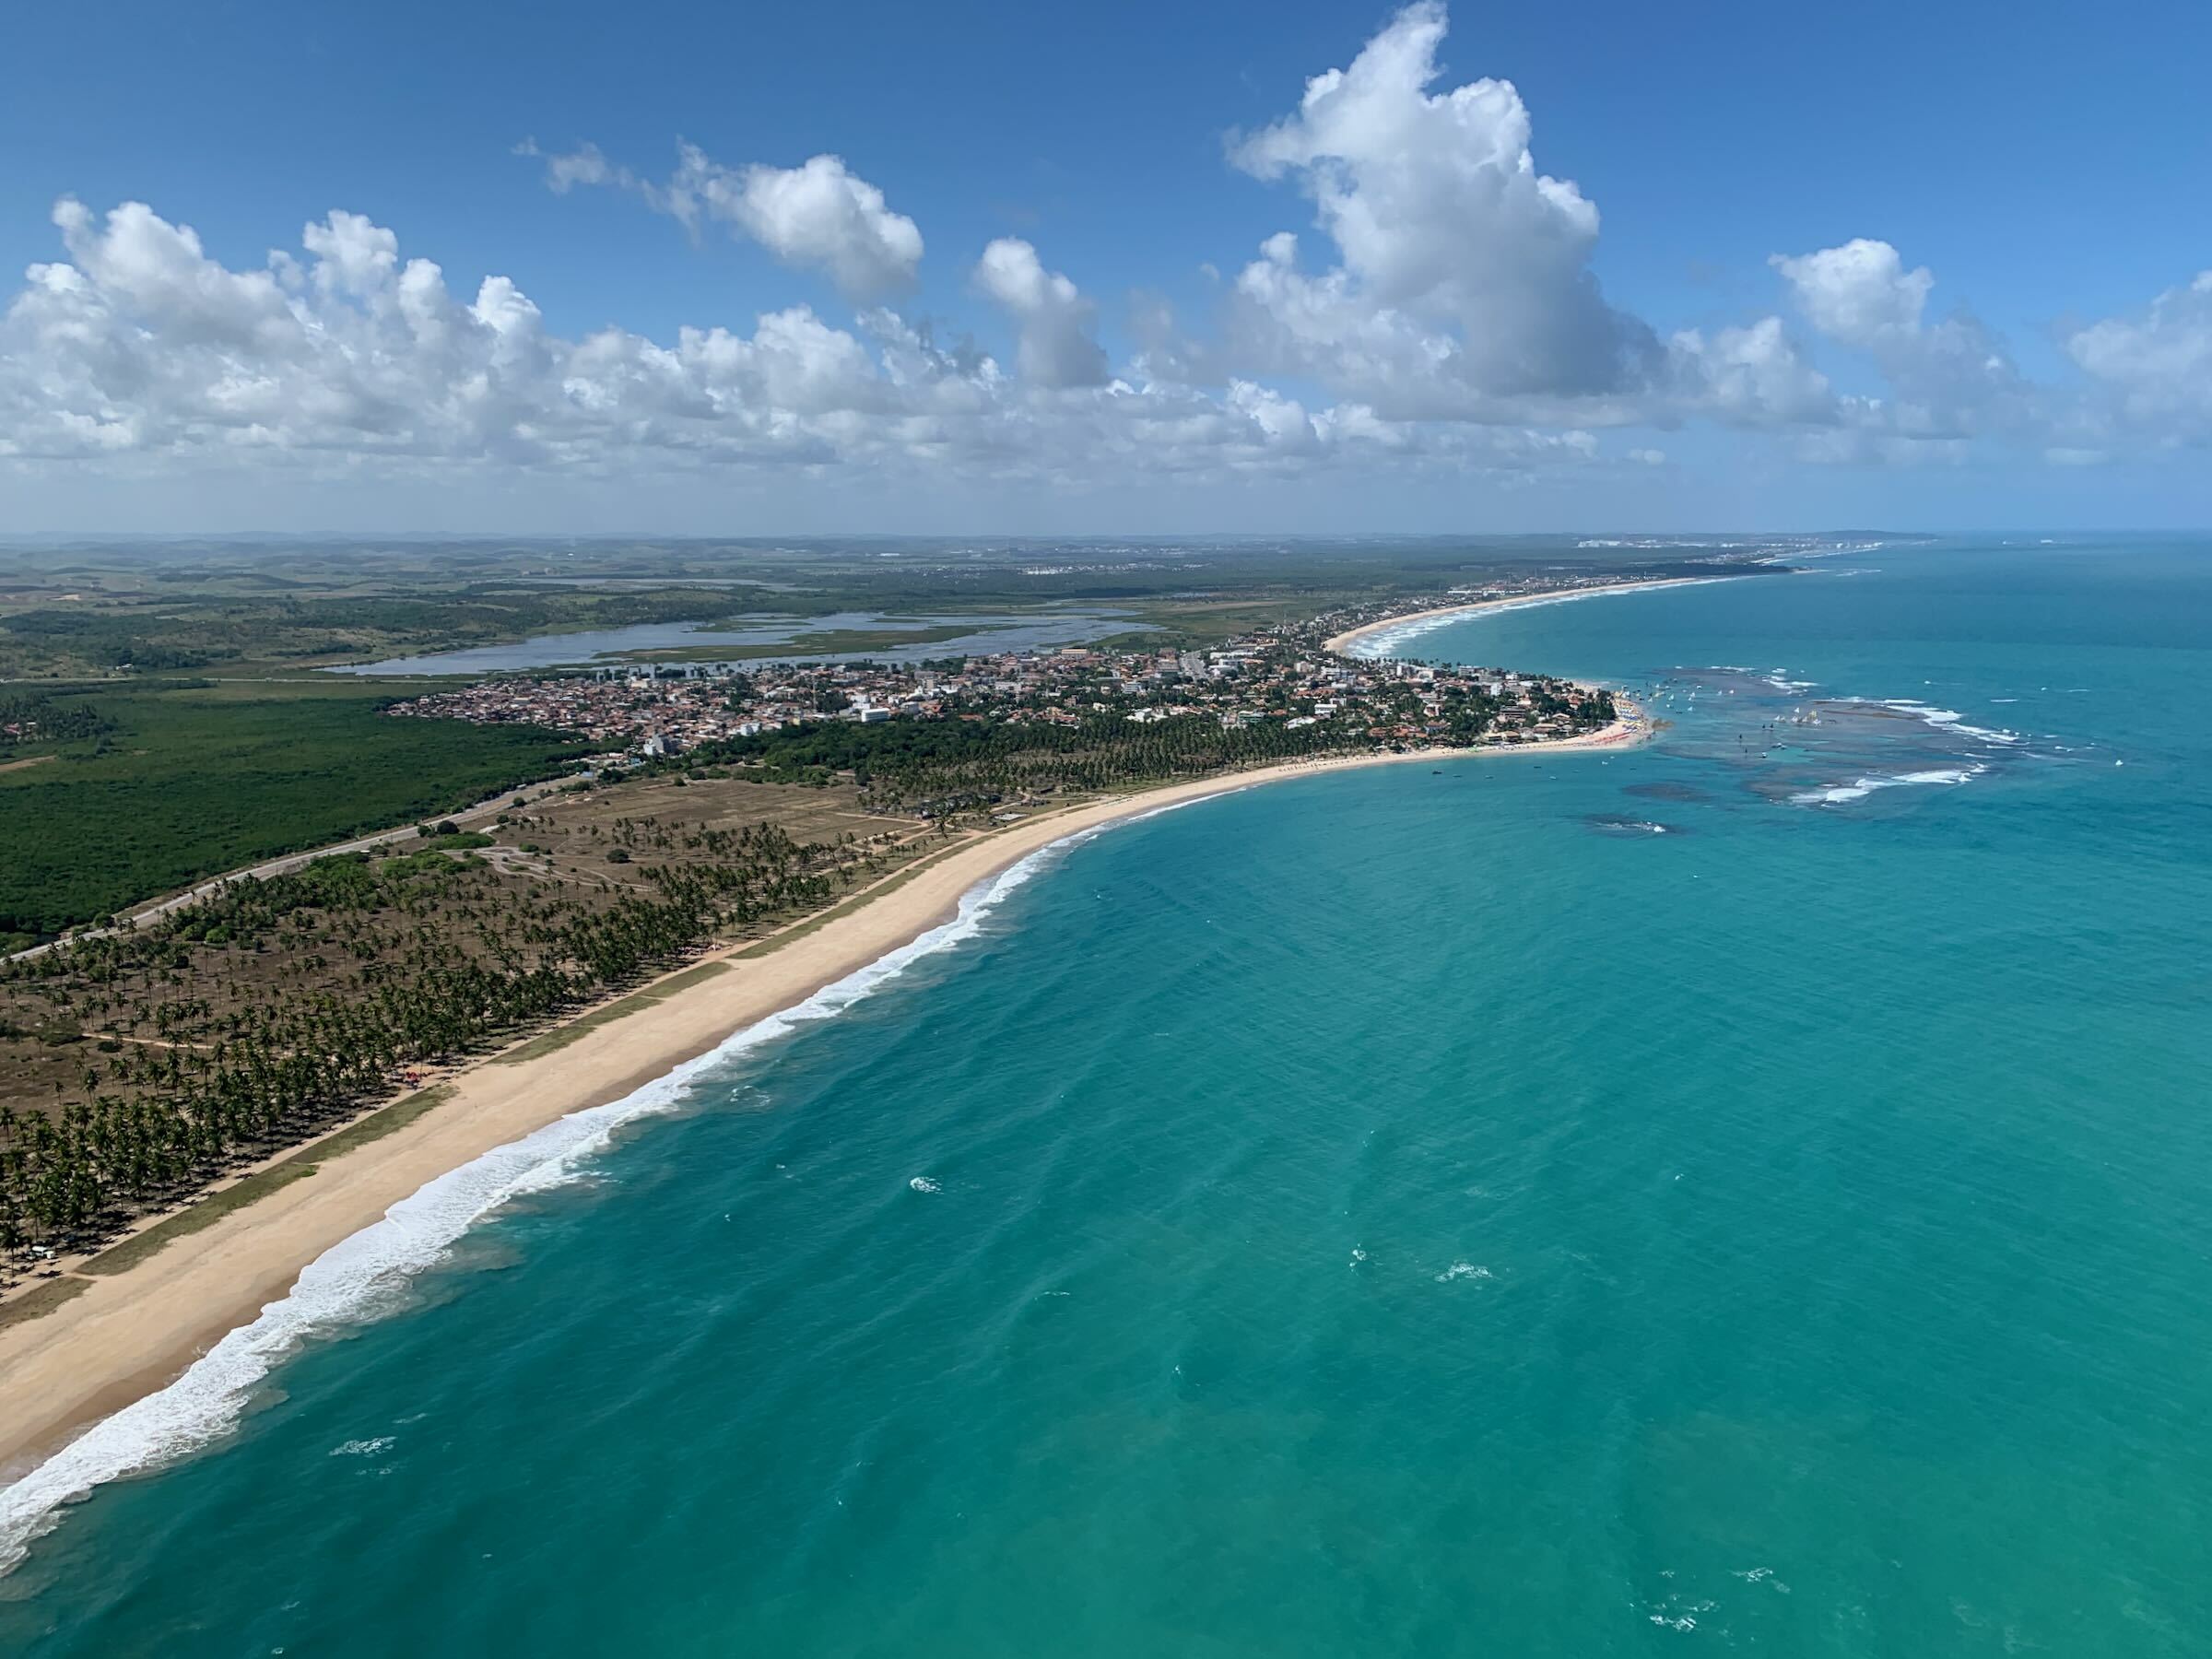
[6,535,2206,1658]
[1,533,1676,1278]
[0,535,1749,947]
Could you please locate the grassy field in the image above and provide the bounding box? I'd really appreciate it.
[0,677,587,945]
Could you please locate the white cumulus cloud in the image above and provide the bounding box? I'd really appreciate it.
[3,4,2206,512]
[527,141,923,300]
[1226,2,1657,408]
[1773,237,2030,442]
[2065,270,2212,436]
[1,196,1611,495]
[1771,239,1934,347]
[972,239,1109,388]
[1668,318,1838,429]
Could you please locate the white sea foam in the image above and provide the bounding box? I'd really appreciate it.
[1789,765,1983,806]
[908,1176,941,1194]
[1434,1262,1494,1283]
[0,822,1110,1575]
[1838,697,2023,746]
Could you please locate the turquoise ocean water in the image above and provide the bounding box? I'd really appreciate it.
[3,537,2208,1655]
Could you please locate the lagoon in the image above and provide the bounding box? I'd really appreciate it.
[325,607,1147,677]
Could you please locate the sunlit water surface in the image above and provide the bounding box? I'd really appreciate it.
[6,537,2208,1656]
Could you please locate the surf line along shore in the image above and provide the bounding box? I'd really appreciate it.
[1324,576,1720,655]
[0,712,1644,1495]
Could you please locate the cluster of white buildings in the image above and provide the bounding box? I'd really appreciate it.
[386,602,1614,762]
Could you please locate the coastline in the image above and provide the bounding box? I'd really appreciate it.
[1323,575,1718,655]
[0,714,1642,1519]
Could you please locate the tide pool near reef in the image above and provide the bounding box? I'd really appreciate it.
[5,537,2208,1656]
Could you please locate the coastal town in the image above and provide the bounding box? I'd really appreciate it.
[382,592,1630,782]
[0,578,1640,1477]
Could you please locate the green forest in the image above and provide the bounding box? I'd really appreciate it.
[0,812,897,1251]
[691,709,1380,814]
[0,681,585,947]
[0,692,113,748]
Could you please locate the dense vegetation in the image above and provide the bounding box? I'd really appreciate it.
[0,537,1656,1261]
[0,809,904,1257]
[0,681,587,947]
[0,692,112,748]
[697,711,1358,811]
[0,537,1680,943]
[0,586,756,677]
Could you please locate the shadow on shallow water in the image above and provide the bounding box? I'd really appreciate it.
[1622,780,1712,804]
[1582,814,1684,837]
[1628,665,2069,813]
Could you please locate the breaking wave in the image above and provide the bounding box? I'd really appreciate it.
[0,812,1158,1574]
[1838,697,2022,747]
[1790,766,1985,806]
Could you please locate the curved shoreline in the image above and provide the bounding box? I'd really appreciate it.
[0,715,1642,1546]
[1324,576,1721,655]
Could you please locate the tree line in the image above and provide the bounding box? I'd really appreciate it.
[0,815,894,1257]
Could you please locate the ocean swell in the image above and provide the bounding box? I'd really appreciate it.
[0,823,1116,1575]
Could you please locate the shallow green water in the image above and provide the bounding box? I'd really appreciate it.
[5,537,2208,1655]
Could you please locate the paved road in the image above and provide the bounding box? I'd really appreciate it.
[6,776,576,963]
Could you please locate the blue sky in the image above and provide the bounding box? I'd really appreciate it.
[2,0,2206,533]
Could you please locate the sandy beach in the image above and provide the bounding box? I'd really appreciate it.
[1324,576,1718,654]
[0,716,1641,1486]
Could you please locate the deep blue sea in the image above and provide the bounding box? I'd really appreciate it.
[5,536,2209,1655]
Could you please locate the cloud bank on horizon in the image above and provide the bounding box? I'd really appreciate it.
[2,2,2205,524]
